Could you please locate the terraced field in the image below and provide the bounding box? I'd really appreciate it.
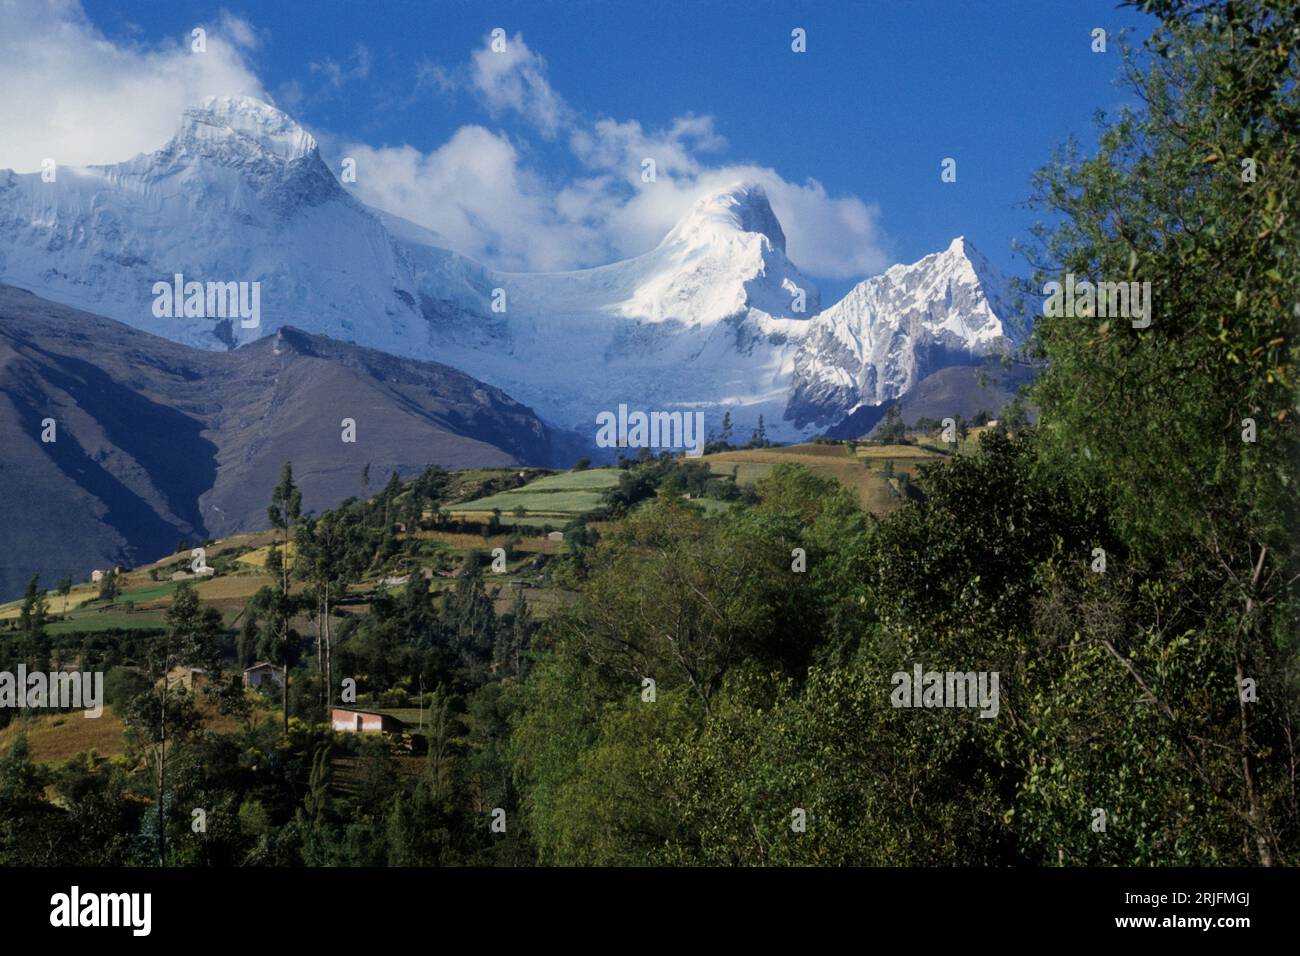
[0,707,129,763]
[0,584,97,620]
[237,541,298,569]
[451,468,619,517]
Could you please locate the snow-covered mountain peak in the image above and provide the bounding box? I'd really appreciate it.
[662,182,786,254]
[174,95,319,164]
[885,235,985,283]
[124,94,343,214]
[0,95,487,355]
[0,93,1026,447]
[599,180,816,329]
[785,237,1026,429]
[944,235,997,276]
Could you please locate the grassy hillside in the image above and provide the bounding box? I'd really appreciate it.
[702,441,952,513]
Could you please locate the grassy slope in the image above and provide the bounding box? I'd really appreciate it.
[0,701,261,765]
[702,442,946,514]
[450,468,619,515]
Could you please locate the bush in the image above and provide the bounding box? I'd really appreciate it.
[103,666,151,711]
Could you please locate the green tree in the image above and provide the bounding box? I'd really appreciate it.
[255,462,303,735]
[296,507,365,711]
[56,576,73,615]
[0,737,57,864]
[1023,0,1299,864]
[122,582,224,865]
[876,403,906,442]
[16,575,49,672]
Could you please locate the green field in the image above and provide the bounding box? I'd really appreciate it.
[453,468,618,515]
[684,496,738,515]
[46,611,167,634]
[494,514,569,529]
[701,442,953,515]
[116,581,183,604]
[373,707,426,729]
[515,470,620,491]
[707,460,776,485]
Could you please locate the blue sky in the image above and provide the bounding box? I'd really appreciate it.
[22,0,1152,297]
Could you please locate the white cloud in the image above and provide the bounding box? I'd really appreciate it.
[347,31,888,279]
[343,126,606,272]
[570,115,725,183]
[760,175,888,278]
[310,44,371,92]
[0,8,889,280]
[0,0,266,172]
[590,168,888,278]
[468,31,571,137]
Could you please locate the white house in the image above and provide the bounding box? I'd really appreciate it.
[331,707,402,734]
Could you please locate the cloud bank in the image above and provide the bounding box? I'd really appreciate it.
[345,31,889,279]
[0,7,889,280]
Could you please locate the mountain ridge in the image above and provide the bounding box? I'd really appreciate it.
[0,95,1027,444]
[0,282,560,600]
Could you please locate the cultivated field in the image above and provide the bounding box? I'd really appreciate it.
[703,442,950,514]
[451,468,618,516]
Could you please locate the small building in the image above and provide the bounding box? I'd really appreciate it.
[160,665,206,692]
[243,661,283,688]
[381,574,411,587]
[91,569,105,583]
[546,531,564,542]
[331,707,404,734]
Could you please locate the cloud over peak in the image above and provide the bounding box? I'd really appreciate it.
[345,30,889,278]
[0,7,889,280]
[0,0,267,171]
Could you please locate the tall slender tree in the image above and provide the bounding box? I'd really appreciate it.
[256,462,303,735]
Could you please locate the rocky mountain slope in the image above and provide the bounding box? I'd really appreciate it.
[0,283,555,599]
[787,238,1026,430]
